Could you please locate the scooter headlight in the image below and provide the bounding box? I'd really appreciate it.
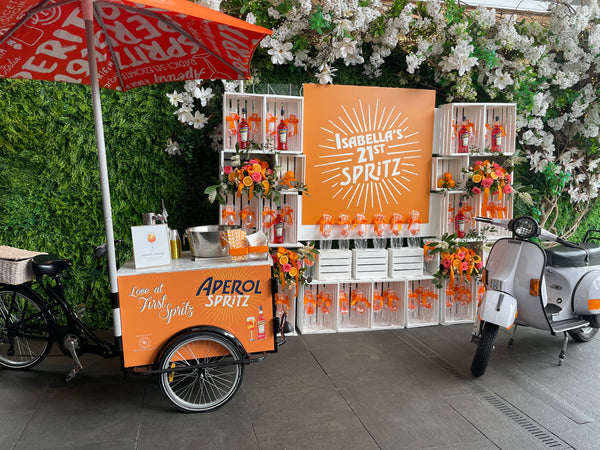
[511,216,539,239]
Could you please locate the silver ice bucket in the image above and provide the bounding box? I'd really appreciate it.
[184,225,239,258]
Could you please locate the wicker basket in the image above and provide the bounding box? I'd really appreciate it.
[0,246,46,285]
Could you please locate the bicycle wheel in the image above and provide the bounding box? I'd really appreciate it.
[158,332,244,412]
[0,287,52,369]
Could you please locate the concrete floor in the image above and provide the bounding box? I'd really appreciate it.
[1,324,600,449]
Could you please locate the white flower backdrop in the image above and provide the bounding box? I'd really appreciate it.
[168,0,600,236]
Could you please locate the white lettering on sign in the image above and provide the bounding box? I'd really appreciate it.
[129,282,194,324]
[339,157,403,186]
[205,294,250,308]
[315,99,423,211]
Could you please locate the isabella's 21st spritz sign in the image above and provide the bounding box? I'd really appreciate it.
[302,84,435,225]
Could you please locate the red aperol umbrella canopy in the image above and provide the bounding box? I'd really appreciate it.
[0,0,271,344]
[0,0,271,89]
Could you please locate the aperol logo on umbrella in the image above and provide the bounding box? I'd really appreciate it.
[302,84,435,225]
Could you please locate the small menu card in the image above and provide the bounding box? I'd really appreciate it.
[131,224,170,269]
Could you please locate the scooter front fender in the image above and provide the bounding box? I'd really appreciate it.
[479,290,518,329]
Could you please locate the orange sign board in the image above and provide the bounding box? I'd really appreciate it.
[302,84,435,225]
[117,264,275,367]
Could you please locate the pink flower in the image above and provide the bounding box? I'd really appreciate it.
[471,187,481,195]
[249,159,258,165]
[266,169,273,176]
[251,171,262,182]
[476,261,484,269]
[457,251,465,260]
[505,173,511,183]
[282,263,292,272]
[495,169,503,178]
[461,262,469,271]
[442,258,452,269]
[492,162,500,169]
[474,160,483,166]
[503,185,512,194]
[296,260,302,269]
[481,178,494,188]
[223,165,233,175]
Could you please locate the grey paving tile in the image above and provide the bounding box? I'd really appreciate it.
[137,398,258,449]
[445,394,559,450]
[329,370,483,449]
[0,410,32,450]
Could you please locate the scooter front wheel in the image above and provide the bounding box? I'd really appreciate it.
[471,322,499,377]
[568,326,599,343]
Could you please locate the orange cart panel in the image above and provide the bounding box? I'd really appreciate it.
[117,257,275,368]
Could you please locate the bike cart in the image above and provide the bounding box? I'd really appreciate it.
[116,253,280,412]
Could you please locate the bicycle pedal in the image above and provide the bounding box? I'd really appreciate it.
[66,367,81,382]
[168,362,175,382]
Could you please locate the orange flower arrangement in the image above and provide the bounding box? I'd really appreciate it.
[427,233,483,289]
[464,159,512,218]
[271,245,318,295]
[205,155,277,204]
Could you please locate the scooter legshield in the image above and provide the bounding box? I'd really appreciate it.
[479,290,518,329]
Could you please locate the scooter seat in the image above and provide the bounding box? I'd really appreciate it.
[545,243,600,267]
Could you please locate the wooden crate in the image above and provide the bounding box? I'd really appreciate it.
[352,249,388,280]
[315,250,352,281]
[406,278,440,328]
[388,248,423,278]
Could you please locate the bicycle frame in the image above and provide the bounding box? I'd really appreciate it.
[14,277,115,359]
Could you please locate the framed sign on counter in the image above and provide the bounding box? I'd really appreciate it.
[131,224,170,269]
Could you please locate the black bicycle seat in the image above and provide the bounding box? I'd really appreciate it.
[31,254,73,277]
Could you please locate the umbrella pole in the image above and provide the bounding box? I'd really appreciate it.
[84,2,122,354]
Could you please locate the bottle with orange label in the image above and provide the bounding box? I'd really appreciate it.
[277,109,288,150]
[490,116,504,153]
[238,108,249,149]
[273,208,284,244]
[457,116,471,153]
[257,305,266,341]
[455,202,467,238]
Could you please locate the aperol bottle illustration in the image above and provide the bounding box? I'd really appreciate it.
[257,306,266,341]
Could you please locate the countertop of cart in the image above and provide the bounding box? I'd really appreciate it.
[117,251,271,277]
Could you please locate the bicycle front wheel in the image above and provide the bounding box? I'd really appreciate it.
[158,332,244,412]
[0,287,52,369]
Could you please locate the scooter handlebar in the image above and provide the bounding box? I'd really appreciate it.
[475,216,512,229]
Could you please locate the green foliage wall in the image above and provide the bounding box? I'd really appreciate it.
[0,79,219,328]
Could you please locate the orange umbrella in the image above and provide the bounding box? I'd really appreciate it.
[0,0,271,346]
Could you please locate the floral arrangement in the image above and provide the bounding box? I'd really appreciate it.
[205,154,276,204]
[426,233,483,289]
[272,244,319,295]
[464,160,512,197]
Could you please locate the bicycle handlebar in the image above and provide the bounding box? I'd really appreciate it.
[94,240,123,259]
